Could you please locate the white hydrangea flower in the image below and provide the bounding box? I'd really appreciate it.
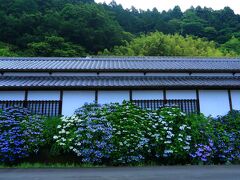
[166,135,172,139]
[183,146,190,150]
[179,124,187,130]
[178,138,183,142]
[186,136,191,141]
[164,150,173,154]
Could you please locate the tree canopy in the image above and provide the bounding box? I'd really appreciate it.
[101,32,229,57]
[0,0,239,57]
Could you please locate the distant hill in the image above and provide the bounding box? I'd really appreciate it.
[0,0,240,57]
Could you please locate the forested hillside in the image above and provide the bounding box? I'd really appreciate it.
[0,0,240,57]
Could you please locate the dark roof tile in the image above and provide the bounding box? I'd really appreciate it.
[0,57,240,72]
[0,75,239,89]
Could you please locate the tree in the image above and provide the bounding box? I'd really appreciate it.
[168,6,183,19]
[203,27,217,41]
[0,42,18,57]
[221,37,240,55]
[101,32,226,57]
[59,3,131,53]
[28,36,86,57]
[0,0,240,56]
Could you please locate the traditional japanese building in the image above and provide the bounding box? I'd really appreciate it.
[0,57,240,117]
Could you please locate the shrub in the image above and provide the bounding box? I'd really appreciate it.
[52,103,240,165]
[186,113,214,146]
[106,102,150,164]
[149,107,192,162]
[0,106,45,163]
[190,139,215,163]
[43,117,62,145]
[54,104,113,164]
[189,111,240,164]
[212,111,240,163]
[186,113,215,164]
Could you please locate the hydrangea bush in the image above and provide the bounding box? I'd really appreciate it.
[212,111,240,163]
[54,104,114,164]
[188,111,240,164]
[0,106,45,163]
[147,107,192,162]
[190,139,215,163]
[2,102,240,165]
[53,103,240,165]
[106,102,149,164]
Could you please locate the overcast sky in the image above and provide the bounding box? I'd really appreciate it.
[95,0,240,14]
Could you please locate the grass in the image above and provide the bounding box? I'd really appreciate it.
[0,161,160,169]
[0,163,106,169]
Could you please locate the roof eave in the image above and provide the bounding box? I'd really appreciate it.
[1,69,240,73]
[1,85,240,90]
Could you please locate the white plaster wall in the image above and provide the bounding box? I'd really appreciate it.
[98,91,129,104]
[166,90,196,99]
[132,90,163,100]
[28,91,60,100]
[0,91,25,100]
[231,90,240,110]
[146,73,189,76]
[199,90,230,117]
[62,91,95,116]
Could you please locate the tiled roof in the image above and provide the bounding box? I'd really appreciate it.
[0,57,240,72]
[0,76,239,89]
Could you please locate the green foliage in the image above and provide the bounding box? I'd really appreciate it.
[28,36,86,57]
[221,37,240,55]
[54,104,114,164]
[1,104,240,165]
[0,1,240,57]
[186,113,214,145]
[102,32,226,57]
[106,102,149,164]
[211,111,240,162]
[0,0,130,56]
[104,3,240,44]
[0,42,18,56]
[0,107,45,163]
[152,108,192,162]
[42,116,62,145]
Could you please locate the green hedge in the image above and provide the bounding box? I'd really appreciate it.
[0,102,240,166]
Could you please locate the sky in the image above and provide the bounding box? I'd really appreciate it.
[95,0,240,14]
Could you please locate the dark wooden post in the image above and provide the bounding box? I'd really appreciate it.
[59,90,63,116]
[129,90,133,101]
[95,90,98,104]
[228,89,233,111]
[196,89,200,114]
[24,90,28,108]
[163,89,167,106]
